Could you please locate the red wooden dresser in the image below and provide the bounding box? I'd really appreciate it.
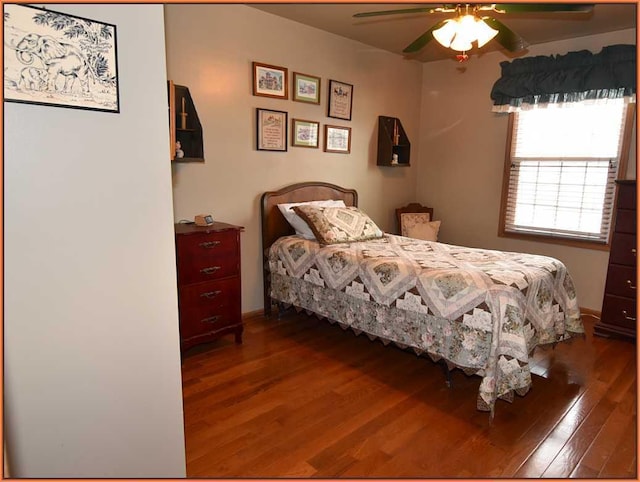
[175,222,243,351]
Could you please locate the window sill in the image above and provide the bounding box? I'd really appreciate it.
[498,230,611,251]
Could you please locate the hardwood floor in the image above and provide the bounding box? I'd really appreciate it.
[181,312,637,478]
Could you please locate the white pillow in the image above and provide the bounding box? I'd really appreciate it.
[277,199,346,240]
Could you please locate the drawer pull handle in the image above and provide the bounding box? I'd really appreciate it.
[622,310,636,321]
[201,315,220,324]
[632,248,637,256]
[199,241,221,249]
[200,266,221,275]
[200,290,222,299]
[626,280,637,290]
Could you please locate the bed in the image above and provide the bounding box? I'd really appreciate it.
[261,182,584,414]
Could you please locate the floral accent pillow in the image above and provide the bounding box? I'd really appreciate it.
[277,199,346,240]
[292,205,384,245]
[401,213,441,241]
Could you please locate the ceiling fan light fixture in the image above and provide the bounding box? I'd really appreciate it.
[450,35,474,52]
[453,14,478,47]
[475,18,499,48]
[432,19,458,48]
[432,12,499,53]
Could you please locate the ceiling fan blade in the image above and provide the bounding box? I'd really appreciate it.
[493,3,594,13]
[353,6,444,18]
[483,17,529,52]
[402,20,448,53]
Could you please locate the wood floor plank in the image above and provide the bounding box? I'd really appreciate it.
[541,395,616,477]
[513,380,609,477]
[599,416,637,478]
[237,355,425,476]
[574,367,638,476]
[181,313,636,478]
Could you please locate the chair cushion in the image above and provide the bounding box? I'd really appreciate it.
[401,213,441,241]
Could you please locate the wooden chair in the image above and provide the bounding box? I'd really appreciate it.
[395,203,434,235]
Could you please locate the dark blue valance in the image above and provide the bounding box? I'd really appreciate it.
[491,44,636,111]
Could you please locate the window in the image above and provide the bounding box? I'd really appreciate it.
[499,100,634,247]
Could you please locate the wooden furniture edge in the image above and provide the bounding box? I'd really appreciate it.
[395,203,435,235]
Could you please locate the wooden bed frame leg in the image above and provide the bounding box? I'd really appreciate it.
[440,360,453,388]
[277,302,287,319]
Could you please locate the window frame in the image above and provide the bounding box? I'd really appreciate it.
[498,103,635,251]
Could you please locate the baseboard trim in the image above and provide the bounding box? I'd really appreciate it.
[580,307,601,321]
[242,309,264,321]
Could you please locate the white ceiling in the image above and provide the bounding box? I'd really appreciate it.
[250,3,637,62]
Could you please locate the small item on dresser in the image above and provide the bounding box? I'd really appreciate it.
[194,214,214,226]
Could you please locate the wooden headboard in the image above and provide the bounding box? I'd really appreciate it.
[260,182,358,315]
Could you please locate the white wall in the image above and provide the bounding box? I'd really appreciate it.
[165,4,423,313]
[4,4,186,477]
[417,29,636,311]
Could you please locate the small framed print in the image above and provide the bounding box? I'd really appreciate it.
[253,62,288,99]
[327,79,353,121]
[324,124,351,154]
[291,118,319,148]
[257,108,288,151]
[292,72,321,104]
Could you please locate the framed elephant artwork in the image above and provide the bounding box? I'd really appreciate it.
[4,4,119,113]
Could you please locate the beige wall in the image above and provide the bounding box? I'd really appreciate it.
[5,4,185,477]
[165,4,423,312]
[417,29,636,311]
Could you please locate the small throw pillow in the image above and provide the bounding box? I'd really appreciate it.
[292,205,384,245]
[401,213,441,241]
[277,199,346,240]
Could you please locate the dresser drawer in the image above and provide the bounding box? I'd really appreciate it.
[609,233,637,266]
[616,182,636,210]
[614,209,636,234]
[177,231,239,284]
[601,294,637,330]
[178,279,241,340]
[179,277,240,311]
[604,264,637,299]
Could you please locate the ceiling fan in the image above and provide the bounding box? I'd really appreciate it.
[353,3,594,61]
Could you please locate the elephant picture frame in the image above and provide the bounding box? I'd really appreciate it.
[4,4,119,113]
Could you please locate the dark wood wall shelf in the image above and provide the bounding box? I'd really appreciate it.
[168,81,204,163]
[377,116,410,167]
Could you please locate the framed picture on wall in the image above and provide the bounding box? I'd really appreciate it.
[324,124,351,154]
[327,79,353,121]
[253,62,288,99]
[3,4,120,113]
[257,108,288,151]
[291,118,319,148]
[292,72,321,104]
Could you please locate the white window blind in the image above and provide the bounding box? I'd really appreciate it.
[504,100,629,243]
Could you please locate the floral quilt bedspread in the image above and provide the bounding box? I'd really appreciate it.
[268,234,584,413]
